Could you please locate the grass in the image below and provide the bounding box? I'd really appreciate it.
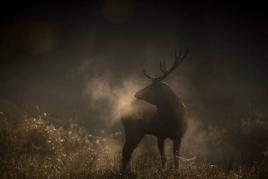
[0,112,267,179]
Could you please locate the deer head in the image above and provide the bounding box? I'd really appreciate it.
[135,48,189,107]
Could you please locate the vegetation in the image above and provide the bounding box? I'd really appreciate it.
[0,110,267,179]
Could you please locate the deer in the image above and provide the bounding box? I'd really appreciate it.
[120,48,190,173]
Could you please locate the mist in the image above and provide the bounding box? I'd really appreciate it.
[0,0,267,168]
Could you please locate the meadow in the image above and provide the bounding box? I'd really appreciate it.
[0,110,267,179]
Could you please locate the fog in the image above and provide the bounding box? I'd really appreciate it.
[0,0,267,166]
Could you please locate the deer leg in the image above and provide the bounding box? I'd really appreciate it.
[173,138,181,170]
[121,135,143,173]
[157,137,166,169]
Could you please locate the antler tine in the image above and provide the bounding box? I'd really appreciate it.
[182,48,189,58]
[158,48,189,81]
[143,48,189,81]
[160,60,167,73]
[176,48,189,65]
[177,48,189,59]
[178,48,183,59]
[165,49,181,73]
[143,69,154,80]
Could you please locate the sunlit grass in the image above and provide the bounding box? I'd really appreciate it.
[0,113,267,178]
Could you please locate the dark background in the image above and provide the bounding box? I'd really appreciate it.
[0,0,267,129]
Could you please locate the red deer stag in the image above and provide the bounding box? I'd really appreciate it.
[121,48,189,173]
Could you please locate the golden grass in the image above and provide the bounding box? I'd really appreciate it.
[0,114,267,179]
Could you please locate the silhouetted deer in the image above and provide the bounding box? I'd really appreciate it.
[121,48,189,173]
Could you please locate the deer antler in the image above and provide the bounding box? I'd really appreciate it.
[143,69,154,80]
[144,48,189,81]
